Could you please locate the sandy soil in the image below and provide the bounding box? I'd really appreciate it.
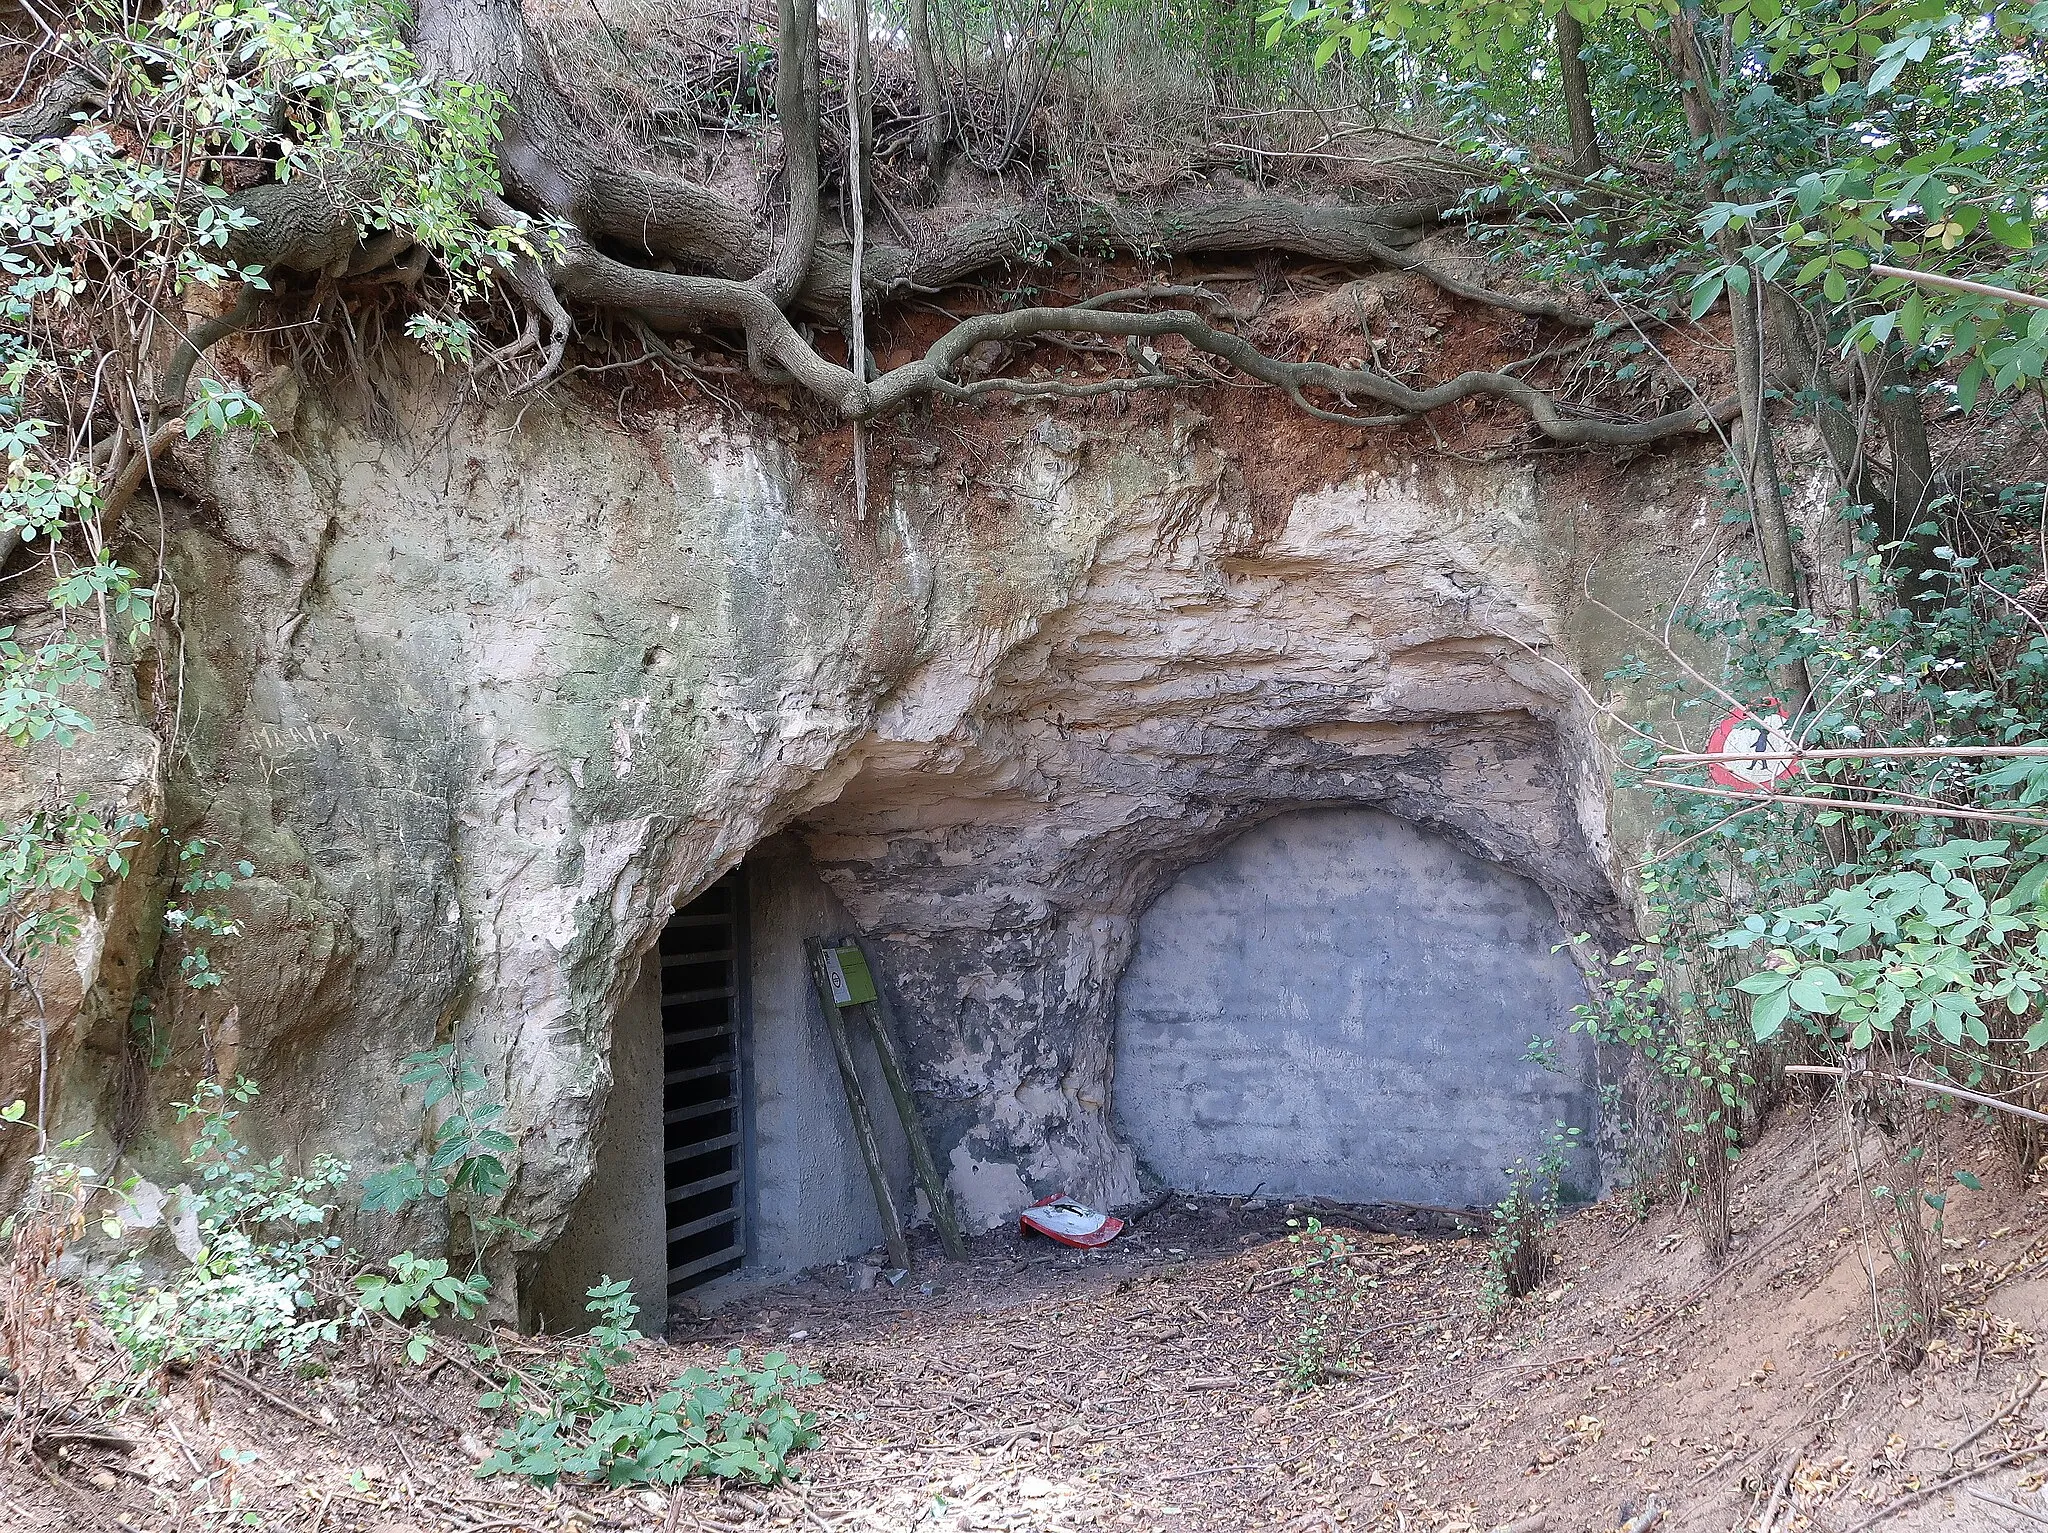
[8,1098,2048,1532]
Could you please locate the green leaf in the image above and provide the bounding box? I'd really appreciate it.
[361,1162,427,1214]
[1750,986,1793,1040]
[1958,358,1987,412]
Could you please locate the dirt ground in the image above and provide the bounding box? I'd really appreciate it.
[10,1098,2048,1532]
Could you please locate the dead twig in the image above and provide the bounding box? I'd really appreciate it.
[1840,1443,2048,1531]
[215,1362,336,1435]
[1968,1488,2048,1526]
[1637,778,2048,831]
[1944,1374,2044,1469]
[1760,1451,1799,1533]
[1788,1066,2048,1129]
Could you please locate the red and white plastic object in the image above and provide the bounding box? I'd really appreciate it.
[1019,1194,1125,1249]
[1705,698,1803,792]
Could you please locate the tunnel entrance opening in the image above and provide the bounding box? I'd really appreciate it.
[658,871,748,1297]
[1111,807,1601,1212]
[528,835,918,1333]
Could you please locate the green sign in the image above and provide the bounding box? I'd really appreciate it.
[824,945,878,1007]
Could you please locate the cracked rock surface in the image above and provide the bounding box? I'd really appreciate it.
[6,370,1759,1298]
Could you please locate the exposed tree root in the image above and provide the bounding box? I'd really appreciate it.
[7,0,1730,536]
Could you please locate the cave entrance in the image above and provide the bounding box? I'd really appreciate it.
[1112,807,1600,1212]
[658,871,748,1296]
[529,835,918,1333]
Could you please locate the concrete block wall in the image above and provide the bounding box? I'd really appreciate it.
[1112,807,1601,1211]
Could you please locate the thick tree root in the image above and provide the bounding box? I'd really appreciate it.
[6,0,1734,595]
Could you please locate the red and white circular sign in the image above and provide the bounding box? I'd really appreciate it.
[1706,699,1802,790]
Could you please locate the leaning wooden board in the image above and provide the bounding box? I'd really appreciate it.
[808,936,968,1265]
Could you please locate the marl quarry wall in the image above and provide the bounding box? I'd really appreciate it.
[0,356,1834,1307]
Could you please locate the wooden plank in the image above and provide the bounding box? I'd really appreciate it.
[806,936,911,1271]
[665,1204,742,1243]
[663,1059,734,1087]
[851,934,968,1261]
[662,983,736,1004]
[667,1244,744,1287]
[662,911,736,931]
[662,1096,737,1127]
[660,1021,736,1047]
[661,948,736,967]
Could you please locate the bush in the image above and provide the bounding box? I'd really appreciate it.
[480,1279,821,1487]
[97,1078,351,1371]
[1280,1215,1378,1387]
[1479,1130,1576,1317]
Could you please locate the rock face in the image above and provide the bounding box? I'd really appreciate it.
[9,364,1743,1302]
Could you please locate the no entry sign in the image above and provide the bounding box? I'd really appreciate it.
[1705,699,1803,791]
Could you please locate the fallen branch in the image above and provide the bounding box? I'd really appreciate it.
[1840,1442,2048,1531]
[1870,263,2048,313]
[1156,1460,1262,1484]
[1785,1065,2048,1129]
[1760,1450,1799,1533]
[1942,1375,2048,1471]
[214,1362,337,1435]
[1636,778,2048,830]
[1657,745,2048,765]
[1967,1488,2048,1526]
[28,1423,140,1451]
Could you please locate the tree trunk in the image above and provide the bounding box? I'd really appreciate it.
[903,0,948,165]
[1727,274,1801,606]
[1554,9,1602,177]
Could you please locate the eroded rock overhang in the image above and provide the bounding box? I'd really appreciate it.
[32,374,1718,1296]
[791,444,1628,1221]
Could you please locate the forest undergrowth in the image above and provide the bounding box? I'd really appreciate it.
[8,1104,2048,1531]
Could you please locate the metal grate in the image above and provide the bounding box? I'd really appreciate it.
[660,871,745,1296]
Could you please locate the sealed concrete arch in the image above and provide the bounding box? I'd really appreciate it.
[1111,807,1600,1211]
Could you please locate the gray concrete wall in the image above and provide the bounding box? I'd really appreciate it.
[528,956,667,1332]
[1112,808,1599,1210]
[746,834,915,1279]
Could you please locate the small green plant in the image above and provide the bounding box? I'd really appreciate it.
[480,1279,821,1488]
[1280,1215,1377,1388]
[163,839,253,996]
[1479,1129,1579,1318]
[362,1044,517,1213]
[354,1253,491,1363]
[97,1077,351,1371]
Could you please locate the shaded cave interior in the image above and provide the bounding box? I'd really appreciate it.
[530,718,1616,1332]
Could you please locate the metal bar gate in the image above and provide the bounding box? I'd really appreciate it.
[658,871,746,1296]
